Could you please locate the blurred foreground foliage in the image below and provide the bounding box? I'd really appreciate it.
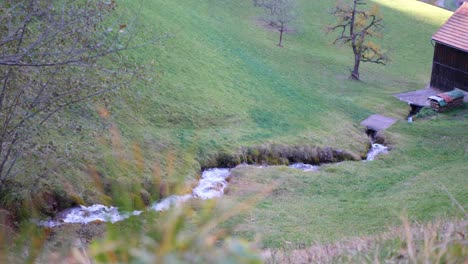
[0,123,262,263]
[89,203,262,264]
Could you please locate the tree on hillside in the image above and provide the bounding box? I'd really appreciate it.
[0,0,146,192]
[253,0,278,15]
[254,0,297,47]
[329,0,388,80]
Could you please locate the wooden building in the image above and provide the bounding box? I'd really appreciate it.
[430,2,468,92]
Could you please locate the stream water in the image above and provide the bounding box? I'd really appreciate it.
[37,146,386,227]
[288,163,319,172]
[151,168,230,211]
[366,143,388,161]
[37,168,231,227]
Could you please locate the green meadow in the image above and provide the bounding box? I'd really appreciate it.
[111,0,454,154]
[99,0,465,247]
[8,0,466,254]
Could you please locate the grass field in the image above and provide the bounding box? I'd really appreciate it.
[105,0,452,160]
[10,0,466,253]
[94,0,466,248]
[221,108,467,247]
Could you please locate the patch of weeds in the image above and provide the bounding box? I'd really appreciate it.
[414,107,437,119]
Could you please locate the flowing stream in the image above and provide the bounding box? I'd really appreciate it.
[37,164,321,227]
[151,168,230,211]
[37,151,386,227]
[366,143,388,161]
[288,163,319,172]
[38,168,230,227]
[38,142,391,228]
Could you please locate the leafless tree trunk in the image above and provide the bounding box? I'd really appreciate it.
[352,53,361,80]
[253,0,297,47]
[278,22,285,47]
[349,0,360,80]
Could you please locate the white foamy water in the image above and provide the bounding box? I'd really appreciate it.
[151,194,193,211]
[289,163,319,172]
[366,144,388,161]
[37,205,142,227]
[38,168,231,227]
[150,168,231,210]
[192,168,230,199]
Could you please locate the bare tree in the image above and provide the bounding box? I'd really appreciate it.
[254,0,297,47]
[253,0,277,15]
[0,0,144,191]
[329,0,388,80]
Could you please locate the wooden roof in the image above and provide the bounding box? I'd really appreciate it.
[432,2,468,52]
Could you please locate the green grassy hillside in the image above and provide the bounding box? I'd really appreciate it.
[106,0,452,160]
[9,0,466,251]
[113,0,451,150]
[92,0,464,247]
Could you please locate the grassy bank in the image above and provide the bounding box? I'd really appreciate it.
[3,0,466,256]
[221,106,467,247]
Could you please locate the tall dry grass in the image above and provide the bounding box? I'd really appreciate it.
[263,218,467,263]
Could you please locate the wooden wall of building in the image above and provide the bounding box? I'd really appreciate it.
[430,43,468,92]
